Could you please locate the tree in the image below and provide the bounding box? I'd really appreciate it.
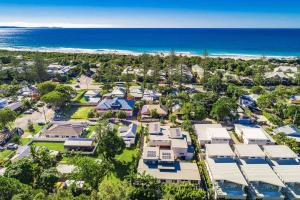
[226,84,247,99]
[205,74,223,93]
[257,93,276,110]
[127,173,161,200]
[250,86,264,94]
[169,114,177,124]
[37,81,57,95]
[194,104,207,121]
[72,157,112,189]
[36,168,60,193]
[0,176,33,200]
[98,179,130,200]
[0,108,16,130]
[97,128,125,160]
[55,84,75,100]
[162,182,206,200]
[4,159,35,185]
[210,97,237,122]
[33,56,48,82]
[28,121,35,134]
[41,91,68,108]
[116,111,126,119]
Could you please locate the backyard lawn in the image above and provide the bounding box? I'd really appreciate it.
[31,141,65,152]
[85,125,96,138]
[0,150,14,162]
[70,107,93,120]
[72,90,88,103]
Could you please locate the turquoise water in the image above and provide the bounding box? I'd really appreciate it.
[0,28,300,56]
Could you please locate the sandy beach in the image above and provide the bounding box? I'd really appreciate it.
[0,46,297,60]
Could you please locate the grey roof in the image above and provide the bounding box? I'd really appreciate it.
[273,125,300,142]
[234,144,265,158]
[138,159,200,181]
[148,122,161,134]
[240,164,285,187]
[118,123,137,138]
[273,165,300,183]
[44,123,85,137]
[263,145,297,159]
[194,124,223,141]
[206,144,235,157]
[56,164,76,174]
[206,157,248,186]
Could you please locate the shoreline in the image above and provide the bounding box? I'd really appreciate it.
[0,46,298,60]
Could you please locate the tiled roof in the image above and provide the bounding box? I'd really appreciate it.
[97,97,135,110]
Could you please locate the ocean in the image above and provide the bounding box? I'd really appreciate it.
[0,28,300,57]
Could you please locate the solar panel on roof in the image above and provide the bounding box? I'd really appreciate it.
[147,151,157,157]
[162,152,171,160]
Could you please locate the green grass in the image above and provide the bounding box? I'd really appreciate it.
[20,138,32,145]
[31,141,65,152]
[0,150,14,162]
[25,124,45,135]
[85,125,96,138]
[72,90,87,103]
[70,107,93,120]
[115,148,139,163]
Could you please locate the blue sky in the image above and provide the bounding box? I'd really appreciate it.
[1,0,300,28]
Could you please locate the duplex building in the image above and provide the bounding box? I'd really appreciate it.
[194,124,232,146]
[137,146,200,184]
[234,144,285,200]
[235,124,275,145]
[147,125,194,160]
[205,144,248,199]
[263,145,300,200]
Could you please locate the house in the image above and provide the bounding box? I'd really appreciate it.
[239,94,259,111]
[273,125,300,143]
[6,102,23,111]
[111,86,126,98]
[192,64,204,82]
[141,104,168,119]
[42,122,87,139]
[142,89,162,102]
[96,97,135,117]
[129,86,143,100]
[235,124,275,145]
[194,124,232,146]
[56,164,76,175]
[148,122,161,135]
[147,125,194,160]
[205,144,248,200]
[290,95,300,105]
[18,86,40,100]
[234,144,285,200]
[64,138,95,152]
[263,145,300,200]
[84,90,99,99]
[137,147,200,185]
[47,64,73,75]
[10,145,30,163]
[118,123,137,147]
[0,99,8,108]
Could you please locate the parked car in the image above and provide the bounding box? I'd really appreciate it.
[75,84,80,88]
[24,109,34,114]
[0,146,4,151]
[7,143,18,150]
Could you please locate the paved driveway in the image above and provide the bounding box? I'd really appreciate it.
[15,107,54,130]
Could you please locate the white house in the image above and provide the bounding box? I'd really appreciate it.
[147,125,194,160]
[118,123,137,147]
[205,144,248,200]
[235,144,285,200]
[235,124,275,145]
[194,124,232,146]
[138,146,200,185]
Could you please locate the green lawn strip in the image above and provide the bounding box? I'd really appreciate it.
[70,107,93,120]
[20,138,32,145]
[72,90,87,102]
[31,141,65,152]
[0,150,14,162]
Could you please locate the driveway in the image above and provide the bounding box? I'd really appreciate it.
[70,75,101,90]
[14,107,54,130]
